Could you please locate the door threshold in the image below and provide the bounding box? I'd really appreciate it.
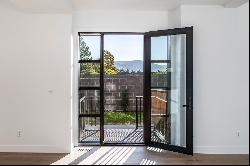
[103,143,145,146]
[77,143,145,147]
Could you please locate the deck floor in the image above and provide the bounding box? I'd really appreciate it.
[80,125,144,144]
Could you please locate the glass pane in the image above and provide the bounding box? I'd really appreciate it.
[151,89,169,144]
[102,35,144,144]
[151,63,169,88]
[169,34,187,147]
[79,117,100,143]
[150,34,187,148]
[151,36,169,60]
[79,90,100,115]
[79,35,101,60]
[80,63,100,87]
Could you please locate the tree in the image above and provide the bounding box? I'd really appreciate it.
[79,37,92,60]
[121,89,129,112]
[79,37,119,75]
[152,69,168,75]
[79,37,100,74]
[131,70,136,74]
[104,50,119,75]
[136,70,142,74]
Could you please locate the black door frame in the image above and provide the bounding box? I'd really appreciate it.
[78,32,145,146]
[143,27,193,155]
[78,33,104,145]
[78,28,193,154]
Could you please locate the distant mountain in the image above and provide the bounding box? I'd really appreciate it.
[115,60,167,72]
[115,60,143,72]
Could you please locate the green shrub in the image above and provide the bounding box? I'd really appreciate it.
[121,89,129,112]
[104,112,143,124]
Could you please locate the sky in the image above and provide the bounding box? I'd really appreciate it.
[82,35,168,61]
[104,35,143,61]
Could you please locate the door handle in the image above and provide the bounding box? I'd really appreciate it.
[183,97,193,109]
[183,104,192,109]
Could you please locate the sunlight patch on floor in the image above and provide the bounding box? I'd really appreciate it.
[77,147,112,165]
[140,159,156,165]
[147,147,163,153]
[51,147,93,165]
[78,147,136,165]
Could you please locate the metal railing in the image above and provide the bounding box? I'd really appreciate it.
[135,96,143,129]
[151,94,169,143]
[151,95,167,117]
[79,96,100,127]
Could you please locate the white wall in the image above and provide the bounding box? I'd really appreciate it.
[0,0,72,153]
[73,10,169,32]
[168,7,181,28]
[180,3,249,154]
[235,2,249,154]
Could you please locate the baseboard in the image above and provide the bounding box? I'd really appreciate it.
[194,146,249,154]
[0,145,71,153]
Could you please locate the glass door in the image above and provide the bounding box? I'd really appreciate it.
[143,27,193,155]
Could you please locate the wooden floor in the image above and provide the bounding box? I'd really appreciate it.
[0,147,248,165]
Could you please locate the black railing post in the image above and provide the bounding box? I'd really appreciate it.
[90,97,93,126]
[136,96,138,129]
[139,97,142,126]
[94,98,97,126]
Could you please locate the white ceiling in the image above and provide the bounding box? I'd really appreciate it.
[8,0,249,13]
[182,0,249,7]
[72,0,249,11]
[72,0,180,11]
[10,0,72,13]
